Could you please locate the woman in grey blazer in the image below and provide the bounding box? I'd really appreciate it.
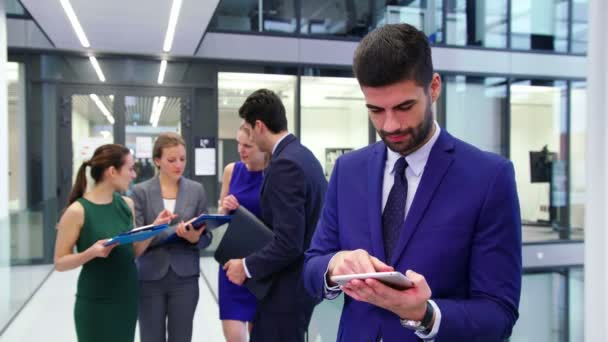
[130,132,211,342]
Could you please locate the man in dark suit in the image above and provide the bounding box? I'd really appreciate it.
[303,24,522,341]
[224,89,328,342]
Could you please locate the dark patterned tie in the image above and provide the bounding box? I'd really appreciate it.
[382,157,408,263]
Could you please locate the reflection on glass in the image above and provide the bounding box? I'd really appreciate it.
[217,72,296,178]
[510,0,569,52]
[569,82,586,232]
[569,268,584,341]
[300,0,371,37]
[124,96,182,184]
[300,76,368,178]
[571,0,588,53]
[511,272,567,341]
[210,0,296,33]
[71,94,115,183]
[445,0,508,48]
[374,0,442,43]
[445,75,507,155]
[510,80,569,240]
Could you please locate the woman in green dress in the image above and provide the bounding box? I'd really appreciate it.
[54,144,174,342]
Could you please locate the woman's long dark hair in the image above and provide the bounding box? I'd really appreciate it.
[66,144,130,207]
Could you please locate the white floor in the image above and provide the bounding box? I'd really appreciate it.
[0,259,225,342]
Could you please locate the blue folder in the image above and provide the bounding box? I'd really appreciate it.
[161,214,232,245]
[104,223,169,246]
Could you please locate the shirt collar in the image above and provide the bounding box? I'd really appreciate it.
[272,132,291,155]
[386,121,441,177]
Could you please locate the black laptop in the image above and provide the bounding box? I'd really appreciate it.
[214,206,274,300]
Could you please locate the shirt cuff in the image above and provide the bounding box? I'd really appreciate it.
[323,254,342,299]
[242,258,252,279]
[414,300,442,340]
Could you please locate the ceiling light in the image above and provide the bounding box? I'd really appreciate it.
[163,0,183,52]
[90,94,115,124]
[150,96,167,127]
[59,0,90,48]
[89,56,106,82]
[157,60,167,84]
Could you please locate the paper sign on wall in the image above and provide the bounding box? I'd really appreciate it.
[194,137,216,176]
[135,136,153,159]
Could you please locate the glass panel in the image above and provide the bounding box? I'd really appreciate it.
[445,0,508,48]
[210,0,297,33]
[373,0,443,43]
[510,80,568,241]
[569,268,584,341]
[511,272,567,341]
[5,0,27,16]
[300,76,369,178]
[71,94,115,183]
[571,0,588,53]
[444,75,507,155]
[0,61,55,333]
[124,95,182,185]
[569,82,585,237]
[300,0,371,37]
[511,0,569,52]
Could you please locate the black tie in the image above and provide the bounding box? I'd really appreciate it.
[382,157,408,263]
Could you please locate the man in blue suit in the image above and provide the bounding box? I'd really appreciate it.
[224,89,328,341]
[303,23,522,341]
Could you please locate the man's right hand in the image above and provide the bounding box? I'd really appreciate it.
[327,249,394,286]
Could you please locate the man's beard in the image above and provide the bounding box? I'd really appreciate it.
[379,101,434,156]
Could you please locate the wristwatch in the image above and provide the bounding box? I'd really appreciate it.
[400,301,434,332]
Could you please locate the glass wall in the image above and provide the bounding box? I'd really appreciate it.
[510,80,569,240]
[445,0,508,48]
[300,76,369,178]
[209,0,587,53]
[510,0,569,52]
[569,82,585,233]
[444,75,508,155]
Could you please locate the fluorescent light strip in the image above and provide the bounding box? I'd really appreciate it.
[163,0,183,52]
[157,60,167,84]
[89,57,106,82]
[89,94,115,124]
[150,96,167,127]
[59,0,90,48]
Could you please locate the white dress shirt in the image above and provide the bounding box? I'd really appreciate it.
[242,132,291,279]
[324,122,442,340]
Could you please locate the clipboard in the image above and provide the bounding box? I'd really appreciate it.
[104,223,169,246]
[161,214,232,245]
[214,207,274,300]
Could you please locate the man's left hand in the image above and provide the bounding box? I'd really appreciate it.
[224,259,247,286]
[342,270,432,321]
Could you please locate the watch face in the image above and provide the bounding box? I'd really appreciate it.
[400,319,424,331]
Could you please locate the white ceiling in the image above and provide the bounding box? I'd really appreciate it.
[20,0,219,56]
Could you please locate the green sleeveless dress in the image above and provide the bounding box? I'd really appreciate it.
[74,193,139,342]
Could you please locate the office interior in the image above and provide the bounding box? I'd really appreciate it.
[0,0,602,341]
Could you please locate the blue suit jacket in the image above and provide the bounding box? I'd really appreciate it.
[303,131,522,341]
[246,134,328,313]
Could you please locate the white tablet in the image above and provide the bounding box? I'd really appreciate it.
[330,271,413,290]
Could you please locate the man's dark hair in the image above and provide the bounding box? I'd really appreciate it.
[353,23,434,88]
[238,89,288,134]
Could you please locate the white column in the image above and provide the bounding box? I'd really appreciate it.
[0,0,9,324]
[585,0,608,340]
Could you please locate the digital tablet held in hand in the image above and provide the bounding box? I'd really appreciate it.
[330,272,413,290]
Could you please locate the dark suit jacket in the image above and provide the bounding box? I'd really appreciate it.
[246,134,328,313]
[303,130,522,341]
[130,176,209,281]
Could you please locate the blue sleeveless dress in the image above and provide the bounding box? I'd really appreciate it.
[219,161,263,321]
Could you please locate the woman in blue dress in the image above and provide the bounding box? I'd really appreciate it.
[218,125,268,342]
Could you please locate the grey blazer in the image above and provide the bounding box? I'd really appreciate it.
[130,176,210,281]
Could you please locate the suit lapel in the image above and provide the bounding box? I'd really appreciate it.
[368,142,387,262]
[173,177,187,218]
[150,176,165,216]
[390,131,455,265]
